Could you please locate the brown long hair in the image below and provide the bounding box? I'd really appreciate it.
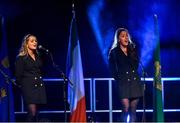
[110,28,131,50]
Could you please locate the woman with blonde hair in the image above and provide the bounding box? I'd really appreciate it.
[15,34,47,122]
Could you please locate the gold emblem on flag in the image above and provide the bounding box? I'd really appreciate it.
[1,56,10,68]
[154,61,162,91]
[0,88,7,102]
[155,61,161,76]
[156,83,162,91]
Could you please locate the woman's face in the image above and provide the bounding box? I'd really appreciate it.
[118,31,129,47]
[27,36,38,51]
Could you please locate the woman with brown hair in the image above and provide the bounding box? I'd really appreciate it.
[109,28,143,122]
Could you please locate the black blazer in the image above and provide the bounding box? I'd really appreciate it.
[108,45,143,98]
[15,54,46,104]
[109,45,139,82]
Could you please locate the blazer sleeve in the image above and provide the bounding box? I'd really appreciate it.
[108,50,120,80]
[15,56,24,86]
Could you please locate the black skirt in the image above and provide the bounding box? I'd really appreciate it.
[21,77,47,104]
[117,77,143,99]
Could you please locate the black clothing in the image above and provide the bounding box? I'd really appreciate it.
[27,112,38,122]
[109,45,143,99]
[15,55,47,104]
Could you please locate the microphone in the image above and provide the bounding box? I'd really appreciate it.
[38,45,49,53]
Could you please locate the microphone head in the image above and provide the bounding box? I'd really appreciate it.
[38,45,43,49]
[131,42,136,48]
[38,45,49,53]
[128,40,136,49]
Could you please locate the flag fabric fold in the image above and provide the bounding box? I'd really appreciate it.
[0,16,15,122]
[66,13,87,122]
[153,14,164,122]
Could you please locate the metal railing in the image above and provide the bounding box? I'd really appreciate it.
[15,77,180,122]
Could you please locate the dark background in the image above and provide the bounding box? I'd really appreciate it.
[1,0,180,122]
[0,0,180,78]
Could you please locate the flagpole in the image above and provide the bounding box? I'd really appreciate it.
[153,14,164,122]
[63,2,76,122]
[0,16,15,121]
[66,1,87,122]
[48,2,77,121]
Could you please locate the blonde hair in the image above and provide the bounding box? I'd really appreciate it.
[18,34,37,56]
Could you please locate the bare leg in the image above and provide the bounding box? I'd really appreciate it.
[121,98,129,122]
[129,98,139,122]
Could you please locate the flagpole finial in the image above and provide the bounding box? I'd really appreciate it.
[72,1,75,18]
[154,14,158,19]
[72,3,74,10]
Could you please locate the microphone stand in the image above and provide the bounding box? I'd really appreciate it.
[47,51,72,122]
[139,60,148,122]
[129,43,148,122]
